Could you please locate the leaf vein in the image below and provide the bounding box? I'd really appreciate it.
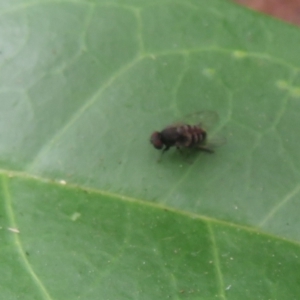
[26,56,142,171]
[207,222,226,300]
[1,168,300,248]
[1,175,53,300]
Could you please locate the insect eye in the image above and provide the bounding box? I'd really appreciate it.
[153,141,163,149]
[150,132,163,149]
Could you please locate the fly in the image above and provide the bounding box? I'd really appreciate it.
[150,111,225,154]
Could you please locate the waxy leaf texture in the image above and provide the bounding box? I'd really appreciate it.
[1,0,300,299]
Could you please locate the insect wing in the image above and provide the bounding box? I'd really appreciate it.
[181,111,219,130]
[205,135,227,149]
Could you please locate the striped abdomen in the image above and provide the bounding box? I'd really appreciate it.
[176,125,206,148]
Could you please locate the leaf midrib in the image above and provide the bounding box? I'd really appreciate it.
[1,167,299,248]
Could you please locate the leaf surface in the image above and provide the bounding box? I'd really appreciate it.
[1,0,300,299]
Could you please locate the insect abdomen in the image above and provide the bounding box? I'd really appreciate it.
[178,125,206,148]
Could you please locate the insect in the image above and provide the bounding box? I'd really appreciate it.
[150,111,224,154]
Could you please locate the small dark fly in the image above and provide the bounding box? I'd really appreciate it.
[150,111,225,154]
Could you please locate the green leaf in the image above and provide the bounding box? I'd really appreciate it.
[1,0,300,299]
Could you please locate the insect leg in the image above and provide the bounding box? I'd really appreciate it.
[157,146,169,162]
[162,146,170,154]
[197,146,214,153]
[176,146,183,154]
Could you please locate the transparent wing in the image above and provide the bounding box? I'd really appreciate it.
[180,111,219,130]
[204,135,227,149]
